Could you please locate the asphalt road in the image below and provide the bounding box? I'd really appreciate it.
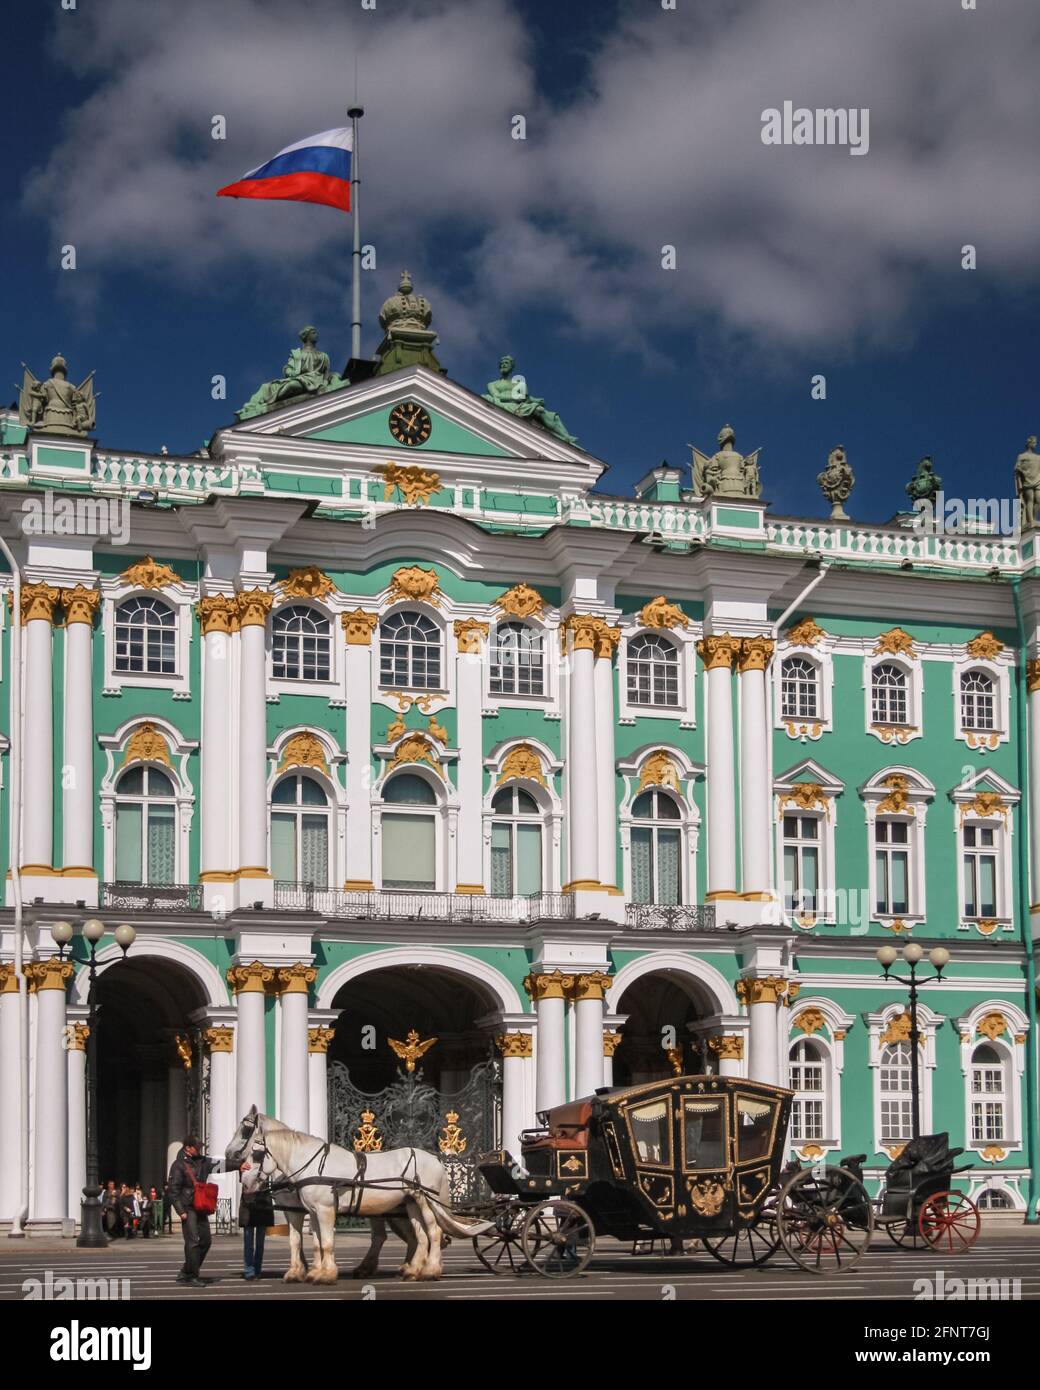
[2,1227,1038,1301]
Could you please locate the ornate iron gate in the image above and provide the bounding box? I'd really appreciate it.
[328,1060,501,1207]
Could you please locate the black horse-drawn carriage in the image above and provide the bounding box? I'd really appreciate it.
[839,1133,979,1252]
[473,1074,875,1277]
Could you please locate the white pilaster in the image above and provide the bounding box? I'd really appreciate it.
[21,586,59,881]
[593,635,620,891]
[526,971,570,1113]
[564,624,600,890]
[737,637,774,899]
[496,1031,534,1160]
[28,958,73,1229]
[66,1021,88,1222]
[308,1023,336,1141]
[201,1024,236,1155]
[230,962,271,1117]
[742,977,789,1085]
[1029,671,1040,927]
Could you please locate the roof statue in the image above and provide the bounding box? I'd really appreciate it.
[18,354,96,436]
[374,270,443,376]
[905,455,941,510]
[483,355,577,444]
[1014,435,1040,532]
[689,424,761,499]
[236,326,346,421]
[817,444,855,520]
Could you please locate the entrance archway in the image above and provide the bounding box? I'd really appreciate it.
[612,968,720,1087]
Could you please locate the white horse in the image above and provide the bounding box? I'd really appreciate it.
[227,1107,490,1283]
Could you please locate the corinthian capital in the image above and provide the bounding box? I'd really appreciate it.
[696,633,740,671]
[736,635,775,673]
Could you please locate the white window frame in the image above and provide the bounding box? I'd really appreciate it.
[861,768,933,930]
[867,1003,941,1157]
[482,740,564,893]
[373,764,455,893]
[863,653,923,746]
[617,749,703,904]
[481,614,559,715]
[98,718,197,883]
[950,774,1018,936]
[267,598,344,701]
[101,577,194,699]
[268,770,336,889]
[952,654,1010,752]
[617,624,697,727]
[784,998,852,1158]
[955,1002,1028,1158]
[774,762,843,929]
[372,601,454,712]
[266,728,347,887]
[774,636,833,741]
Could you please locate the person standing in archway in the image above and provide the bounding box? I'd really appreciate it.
[167,1136,239,1287]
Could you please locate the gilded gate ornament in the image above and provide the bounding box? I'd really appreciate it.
[278,732,329,775]
[638,596,688,630]
[498,743,546,787]
[438,1111,467,1155]
[120,556,184,590]
[174,1034,193,1071]
[121,722,173,769]
[388,1030,437,1074]
[353,1111,384,1152]
[495,582,546,619]
[276,566,337,601]
[389,565,441,606]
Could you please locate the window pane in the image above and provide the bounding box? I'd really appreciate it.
[657,828,680,905]
[682,1099,724,1169]
[736,1097,776,1161]
[146,805,175,885]
[115,804,143,882]
[383,814,435,888]
[980,856,996,917]
[875,851,889,914]
[891,852,909,914]
[300,815,328,888]
[490,823,512,897]
[630,1099,671,1165]
[631,827,652,904]
[271,814,296,882]
[517,823,542,896]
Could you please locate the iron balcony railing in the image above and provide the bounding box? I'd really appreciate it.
[273,883,575,923]
[100,881,204,912]
[624,903,718,932]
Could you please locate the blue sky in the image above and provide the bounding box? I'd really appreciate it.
[3,0,1038,518]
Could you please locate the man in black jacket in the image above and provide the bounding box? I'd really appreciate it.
[167,1136,234,1286]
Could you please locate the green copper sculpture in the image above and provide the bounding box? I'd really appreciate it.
[905,455,942,511]
[817,444,855,520]
[237,327,346,420]
[483,355,577,444]
[690,424,761,499]
[18,354,96,435]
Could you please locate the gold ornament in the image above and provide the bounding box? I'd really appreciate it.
[799,1144,825,1159]
[25,958,74,993]
[967,632,1004,661]
[495,1033,533,1058]
[453,618,488,653]
[665,1046,684,1076]
[569,972,612,1002]
[226,962,275,995]
[637,751,681,793]
[495,583,546,619]
[876,775,913,816]
[602,1031,623,1058]
[235,589,273,628]
[523,970,574,1002]
[120,556,183,590]
[638,596,688,630]
[426,715,449,744]
[976,1012,1007,1041]
[276,566,337,601]
[498,743,546,787]
[308,1026,336,1054]
[438,1111,467,1155]
[341,609,378,645]
[959,792,1009,825]
[174,1034,193,1071]
[196,594,238,634]
[786,616,826,647]
[60,586,101,626]
[65,1022,90,1051]
[202,1026,234,1054]
[696,633,741,671]
[121,722,173,769]
[379,462,441,505]
[278,732,329,775]
[388,565,441,606]
[736,636,775,673]
[276,964,317,996]
[14,582,61,625]
[1027,659,1040,694]
[707,1035,744,1060]
[778,782,828,816]
[353,1111,383,1153]
[736,976,794,1006]
[880,1013,923,1046]
[874,627,916,659]
[793,1009,827,1036]
[688,1179,726,1217]
[980,1145,1006,1162]
[974,919,1000,936]
[385,713,408,741]
[388,1029,437,1074]
[386,733,441,777]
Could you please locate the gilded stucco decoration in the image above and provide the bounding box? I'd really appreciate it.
[379,461,441,505]
[121,722,173,769]
[778,782,829,816]
[498,743,546,787]
[638,595,688,630]
[976,1012,1007,1042]
[495,582,546,619]
[637,751,682,793]
[389,565,441,606]
[874,627,917,659]
[386,733,442,777]
[786,616,826,647]
[793,1008,828,1036]
[966,632,1004,661]
[276,566,337,601]
[278,732,329,775]
[120,556,184,590]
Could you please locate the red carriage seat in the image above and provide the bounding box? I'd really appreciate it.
[522,1100,594,1152]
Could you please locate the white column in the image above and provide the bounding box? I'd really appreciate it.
[1028,666,1040,919]
[308,1026,335,1141]
[0,967,21,1222]
[564,622,599,889]
[28,958,73,1227]
[496,1032,533,1159]
[203,1027,236,1155]
[66,1022,88,1222]
[276,965,315,1132]
[699,635,739,898]
[198,596,236,907]
[237,592,273,904]
[230,963,271,1117]
[21,585,60,876]
[593,631,620,891]
[61,589,100,885]
[573,973,610,1097]
[166,1063,187,1174]
[708,1034,745,1079]
[602,1031,621,1088]
[342,611,376,889]
[743,977,784,1084]
[527,972,570,1112]
[454,621,488,893]
[737,637,774,898]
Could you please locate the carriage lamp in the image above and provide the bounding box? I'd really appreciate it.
[875,942,951,1140]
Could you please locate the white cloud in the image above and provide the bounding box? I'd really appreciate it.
[23,0,1040,357]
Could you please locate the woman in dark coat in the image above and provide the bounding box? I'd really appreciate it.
[239,1166,275,1280]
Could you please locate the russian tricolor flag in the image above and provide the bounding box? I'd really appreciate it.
[217,128,353,212]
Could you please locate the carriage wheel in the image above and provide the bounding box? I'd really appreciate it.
[918,1192,981,1254]
[777,1166,873,1274]
[521,1200,595,1278]
[702,1218,780,1268]
[472,1208,526,1275]
[884,1216,926,1250]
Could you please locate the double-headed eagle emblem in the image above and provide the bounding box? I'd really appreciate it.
[388,1029,438,1074]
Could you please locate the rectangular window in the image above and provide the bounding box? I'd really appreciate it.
[791,1099,824,1141]
[963,825,998,917]
[875,820,910,915]
[490,823,512,897]
[970,1101,1005,1143]
[631,827,652,904]
[783,815,820,913]
[383,813,436,889]
[516,824,542,896]
[271,813,296,882]
[881,1099,913,1143]
[146,805,175,885]
[115,804,143,882]
[682,1099,724,1170]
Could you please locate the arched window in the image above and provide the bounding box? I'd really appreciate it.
[379,611,441,689]
[381,773,437,890]
[874,819,911,915]
[631,790,682,905]
[272,605,332,682]
[782,814,819,914]
[976,1188,1013,1210]
[626,635,679,708]
[781,657,818,720]
[872,663,909,726]
[961,670,995,731]
[490,786,542,897]
[970,1043,1007,1144]
[490,623,544,697]
[271,774,329,887]
[789,1039,826,1142]
[879,1041,913,1143]
[115,596,176,675]
[115,765,176,884]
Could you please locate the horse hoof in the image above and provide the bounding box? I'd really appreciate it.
[283,1270,304,1284]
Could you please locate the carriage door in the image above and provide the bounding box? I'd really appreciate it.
[625,1096,676,1215]
[732,1093,780,1218]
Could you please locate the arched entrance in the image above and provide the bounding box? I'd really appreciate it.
[326,963,503,1201]
[90,957,210,1191]
[612,968,721,1087]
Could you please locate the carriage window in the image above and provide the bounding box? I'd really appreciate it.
[735,1097,776,1161]
[683,1099,725,1170]
[628,1100,671,1166]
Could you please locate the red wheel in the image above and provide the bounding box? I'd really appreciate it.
[918,1191,981,1253]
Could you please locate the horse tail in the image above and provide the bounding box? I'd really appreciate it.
[427,1172,495,1238]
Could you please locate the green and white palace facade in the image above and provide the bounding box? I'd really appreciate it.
[1,292,1038,1230]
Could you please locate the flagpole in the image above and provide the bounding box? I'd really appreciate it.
[347,105,364,361]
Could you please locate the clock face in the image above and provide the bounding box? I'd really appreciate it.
[388,401,432,447]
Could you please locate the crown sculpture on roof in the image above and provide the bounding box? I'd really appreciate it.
[483,355,577,444]
[690,424,761,499]
[374,270,443,376]
[237,326,347,421]
[18,353,96,436]
[817,444,855,521]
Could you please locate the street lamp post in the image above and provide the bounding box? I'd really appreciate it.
[51,918,136,1248]
[876,942,950,1140]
